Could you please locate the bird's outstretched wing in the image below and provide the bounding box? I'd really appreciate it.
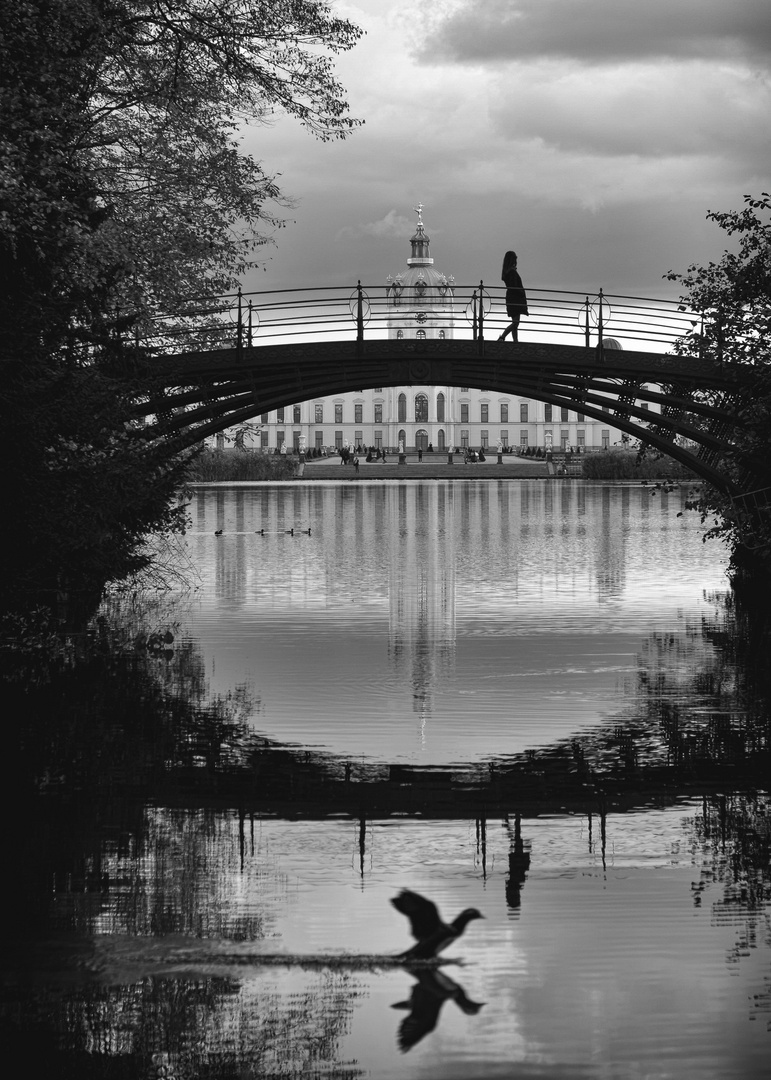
[393,981,444,1051]
[391,890,443,941]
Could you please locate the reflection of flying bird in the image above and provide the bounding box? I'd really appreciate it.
[392,968,485,1052]
[392,889,484,960]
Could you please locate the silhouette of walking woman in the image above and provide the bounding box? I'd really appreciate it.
[498,250,528,343]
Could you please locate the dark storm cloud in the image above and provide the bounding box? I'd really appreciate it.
[419,0,771,66]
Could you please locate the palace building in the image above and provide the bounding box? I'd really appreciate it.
[245,209,641,455]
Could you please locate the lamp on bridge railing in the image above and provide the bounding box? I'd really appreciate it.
[247,300,259,346]
[579,291,612,359]
[465,283,491,346]
[226,288,244,352]
[226,290,260,350]
[349,281,371,345]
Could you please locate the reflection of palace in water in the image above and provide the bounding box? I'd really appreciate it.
[387,485,456,718]
[190,479,694,675]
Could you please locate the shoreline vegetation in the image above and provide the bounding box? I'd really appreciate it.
[579,449,696,481]
[186,449,298,482]
[184,446,696,483]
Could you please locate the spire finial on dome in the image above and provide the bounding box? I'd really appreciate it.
[408,203,432,266]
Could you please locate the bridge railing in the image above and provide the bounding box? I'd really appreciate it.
[138,284,699,356]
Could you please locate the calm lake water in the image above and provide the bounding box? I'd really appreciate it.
[3,480,770,1079]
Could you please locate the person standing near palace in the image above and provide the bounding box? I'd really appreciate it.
[498,250,528,342]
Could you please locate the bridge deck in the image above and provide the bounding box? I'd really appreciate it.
[156,338,743,390]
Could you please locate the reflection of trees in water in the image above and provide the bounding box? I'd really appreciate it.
[3,616,365,1077]
[5,613,320,944]
[684,792,771,1026]
[4,970,364,1079]
[555,590,771,1028]
[527,589,771,793]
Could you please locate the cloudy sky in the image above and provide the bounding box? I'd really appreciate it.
[244,0,769,302]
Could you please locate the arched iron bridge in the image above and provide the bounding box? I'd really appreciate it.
[131,282,758,497]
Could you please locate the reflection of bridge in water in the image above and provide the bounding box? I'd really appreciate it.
[151,709,769,822]
[131,284,758,495]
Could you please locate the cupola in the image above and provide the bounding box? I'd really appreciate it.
[408,204,433,267]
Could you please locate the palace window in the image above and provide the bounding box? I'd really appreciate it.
[481,403,489,423]
[481,429,489,448]
[293,405,301,423]
[374,430,383,448]
[561,407,569,422]
[315,430,324,449]
[544,404,552,422]
[561,429,569,450]
[520,431,528,447]
[261,412,269,423]
[397,329,404,339]
[577,430,585,447]
[374,403,383,424]
[460,403,469,423]
[602,429,610,448]
[276,429,285,448]
[577,412,585,422]
[520,403,528,422]
[398,393,407,422]
[416,329,426,340]
[501,403,509,423]
[438,329,446,339]
[335,430,344,449]
[501,430,509,447]
[415,394,428,422]
[277,407,284,423]
[261,430,269,448]
[334,404,342,423]
[461,429,469,448]
[354,403,363,423]
[437,392,445,422]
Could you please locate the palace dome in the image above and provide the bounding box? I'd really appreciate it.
[386,207,455,303]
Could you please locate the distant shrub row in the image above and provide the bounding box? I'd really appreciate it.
[186,449,297,482]
[581,449,696,480]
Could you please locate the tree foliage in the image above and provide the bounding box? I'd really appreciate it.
[0,0,362,620]
[665,194,771,577]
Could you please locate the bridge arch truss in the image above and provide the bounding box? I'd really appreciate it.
[138,338,752,494]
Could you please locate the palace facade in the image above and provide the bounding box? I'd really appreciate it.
[238,211,647,455]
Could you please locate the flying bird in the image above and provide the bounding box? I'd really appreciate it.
[391,889,484,961]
